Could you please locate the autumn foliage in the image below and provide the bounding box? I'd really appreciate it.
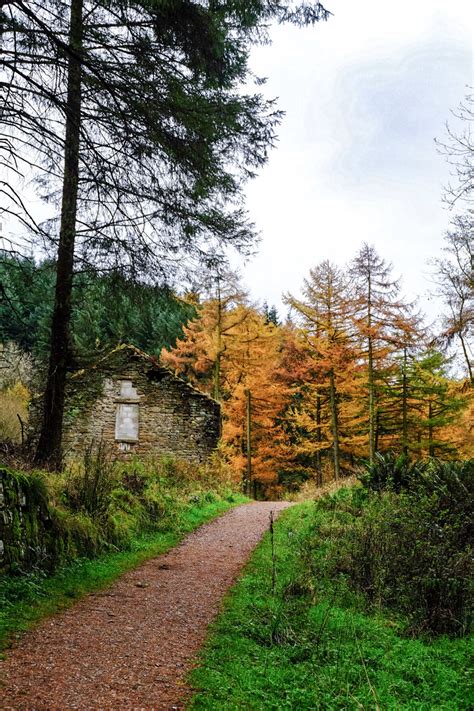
[162,245,472,495]
[162,296,291,496]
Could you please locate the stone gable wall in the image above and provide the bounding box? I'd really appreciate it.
[62,358,221,463]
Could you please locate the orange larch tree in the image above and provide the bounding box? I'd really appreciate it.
[285,260,361,480]
[160,274,247,400]
[162,293,292,494]
[222,308,291,496]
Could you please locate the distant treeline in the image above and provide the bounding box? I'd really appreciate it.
[0,254,195,361]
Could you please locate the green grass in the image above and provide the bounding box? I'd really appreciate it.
[190,502,473,710]
[0,494,247,653]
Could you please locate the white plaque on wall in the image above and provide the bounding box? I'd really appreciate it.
[120,380,138,399]
[115,403,139,441]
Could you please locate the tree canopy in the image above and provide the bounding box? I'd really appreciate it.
[0,0,330,465]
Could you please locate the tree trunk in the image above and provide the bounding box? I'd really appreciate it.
[245,388,252,497]
[214,279,222,401]
[367,273,376,463]
[328,368,340,481]
[458,331,473,385]
[428,400,435,457]
[402,347,408,456]
[374,407,380,454]
[34,0,83,468]
[367,335,376,462]
[315,392,322,485]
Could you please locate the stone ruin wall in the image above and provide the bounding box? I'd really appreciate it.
[62,363,221,463]
[0,469,65,574]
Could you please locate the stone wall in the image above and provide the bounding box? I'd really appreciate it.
[0,468,60,574]
[61,347,221,463]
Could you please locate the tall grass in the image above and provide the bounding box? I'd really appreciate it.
[7,444,242,566]
[0,385,28,443]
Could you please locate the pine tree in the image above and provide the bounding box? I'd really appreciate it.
[0,256,194,360]
[0,255,55,357]
[410,350,467,457]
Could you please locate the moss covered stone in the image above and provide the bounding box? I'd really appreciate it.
[0,468,77,574]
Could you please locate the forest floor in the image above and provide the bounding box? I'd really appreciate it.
[0,501,290,710]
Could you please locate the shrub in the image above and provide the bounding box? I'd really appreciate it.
[416,459,473,521]
[326,459,474,635]
[348,495,472,635]
[359,451,423,492]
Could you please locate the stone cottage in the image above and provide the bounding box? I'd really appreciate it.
[60,344,221,462]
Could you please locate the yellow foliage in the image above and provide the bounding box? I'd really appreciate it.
[441,388,474,459]
[7,381,30,407]
[0,381,29,443]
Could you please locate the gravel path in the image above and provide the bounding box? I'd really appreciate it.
[1,501,291,710]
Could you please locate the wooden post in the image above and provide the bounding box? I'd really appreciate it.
[245,388,252,497]
[269,510,276,595]
[17,414,24,446]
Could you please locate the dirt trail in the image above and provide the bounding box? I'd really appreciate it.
[1,501,291,710]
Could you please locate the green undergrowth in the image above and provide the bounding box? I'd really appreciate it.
[0,493,247,653]
[1,447,243,574]
[190,500,473,710]
[1,448,248,651]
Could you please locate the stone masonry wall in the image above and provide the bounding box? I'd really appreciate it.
[61,353,221,463]
[0,469,62,574]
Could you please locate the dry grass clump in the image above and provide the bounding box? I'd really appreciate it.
[0,383,29,443]
[291,474,358,502]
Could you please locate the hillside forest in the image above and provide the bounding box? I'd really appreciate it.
[1,233,472,497]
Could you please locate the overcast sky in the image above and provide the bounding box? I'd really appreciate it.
[237,0,473,322]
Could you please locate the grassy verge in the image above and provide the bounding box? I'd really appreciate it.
[190,501,472,710]
[0,493,247,653]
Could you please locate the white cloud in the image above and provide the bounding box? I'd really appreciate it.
[238,0,473,322]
